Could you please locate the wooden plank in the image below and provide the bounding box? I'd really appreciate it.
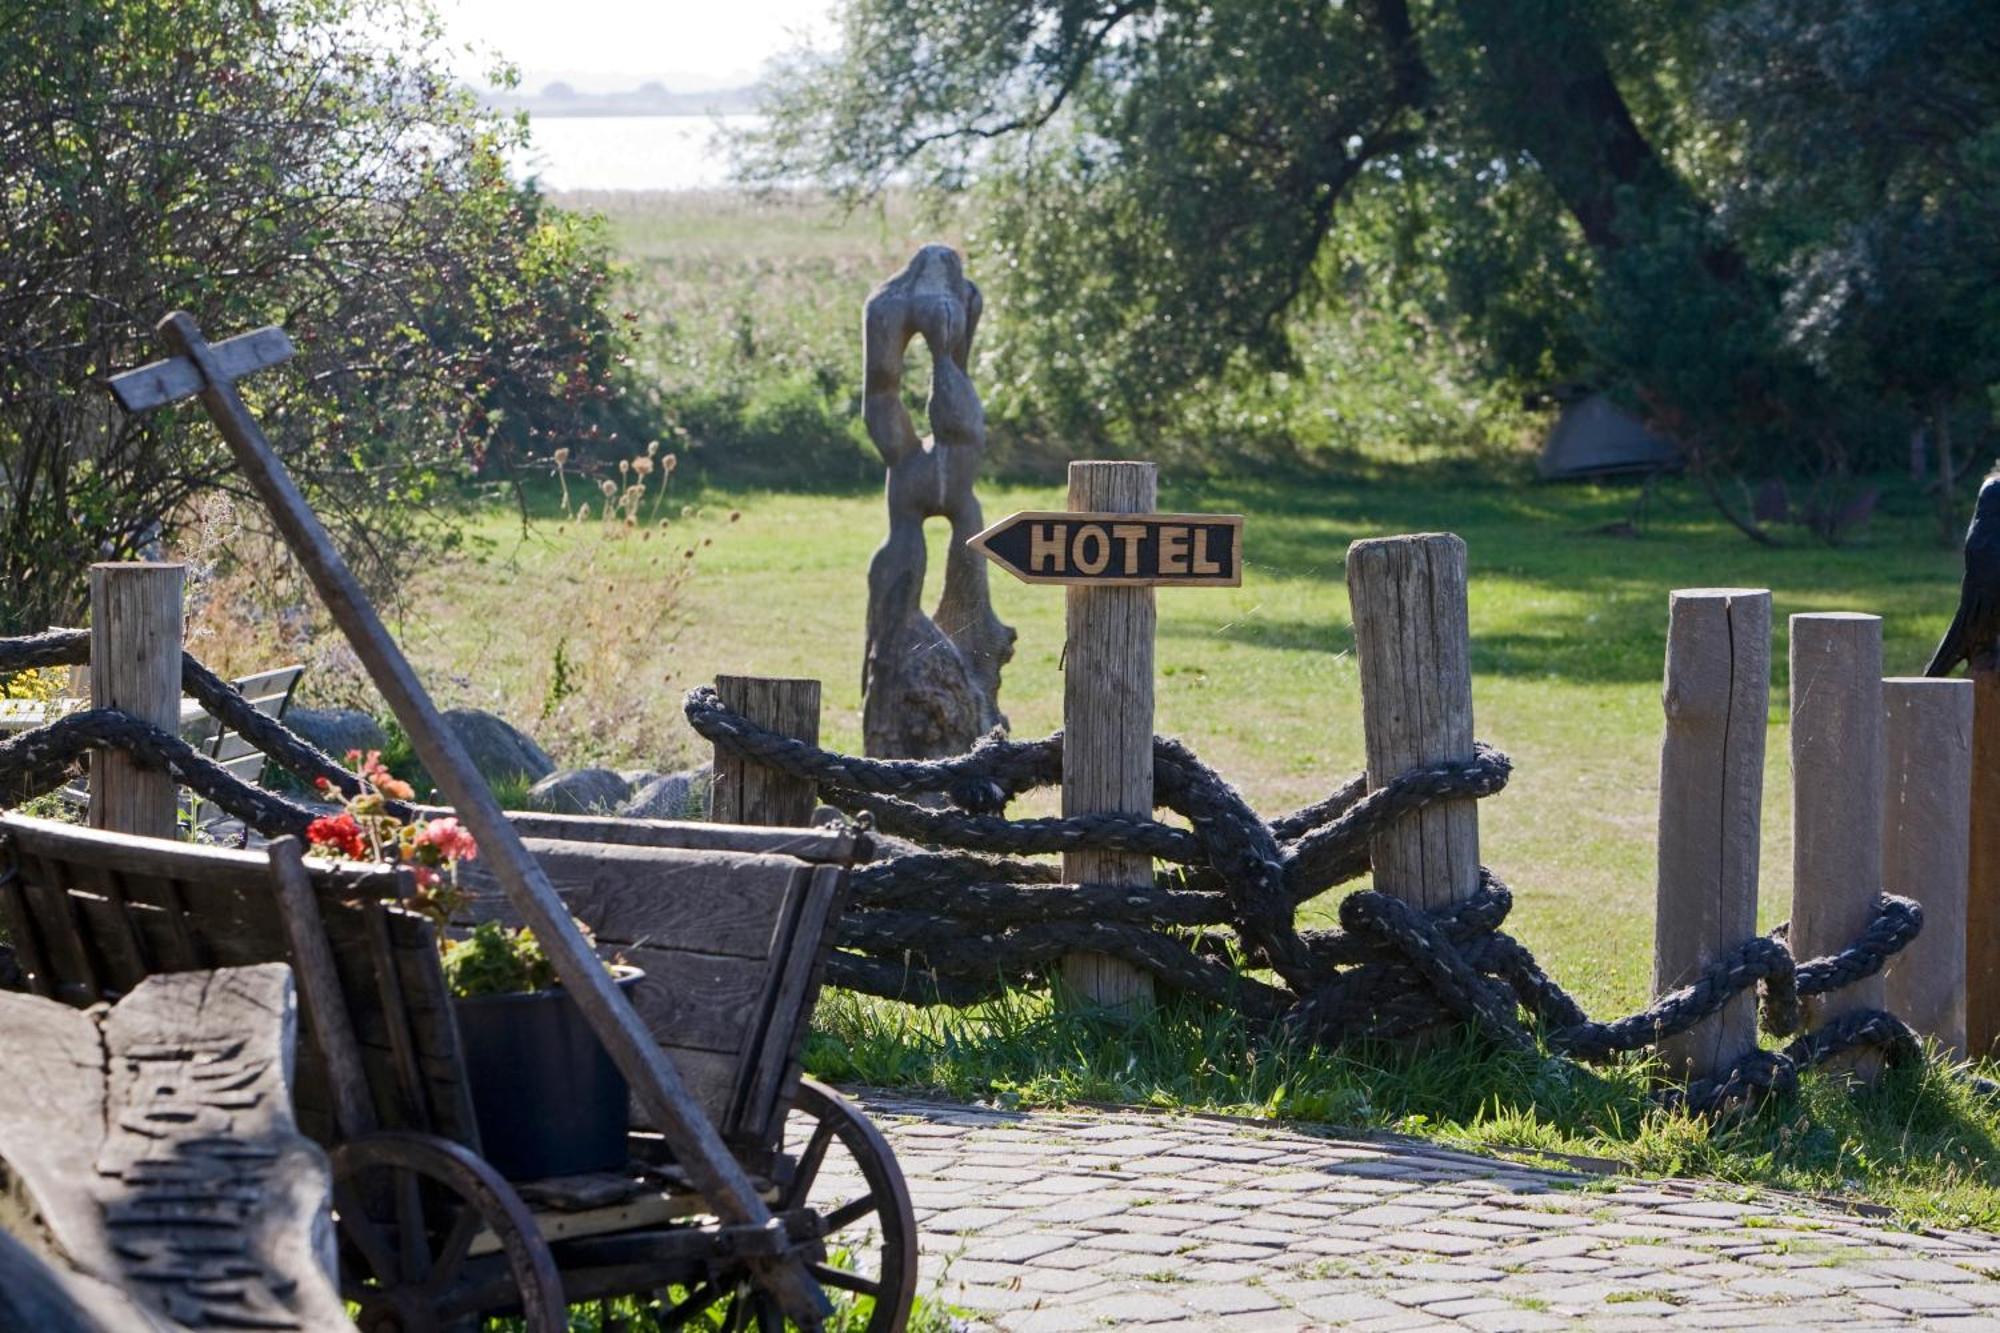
[106,324,293,412]
[738,864,845,1149]
[0,858,56,998]
[1791,613,1886,1075]
[2,812,272,889]
[67,863,153,997]
[1060,460,1158,1010]
[150,311,822,1323]
[88,563,183,840]
[1654,589,1769,1082]
[1970,666,2000,1056]
[18,851,104,1003]
[711,675,821,827]
[1347,533,1481,912]
[1883,677,1974,1055]
[454,810,864,864]
[269,837,380,1139]
[615,946,776,1055]
[458,840,803,957]
[633,1046,744,1134]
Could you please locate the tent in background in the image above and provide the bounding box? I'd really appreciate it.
[1536,391,1682,481]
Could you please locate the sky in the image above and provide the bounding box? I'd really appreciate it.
[436,0,839,92]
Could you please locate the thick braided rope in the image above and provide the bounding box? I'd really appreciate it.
[688,686,1929,1110]
[0,709,319,835]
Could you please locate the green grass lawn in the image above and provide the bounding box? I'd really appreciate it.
[411,465,1962,1023]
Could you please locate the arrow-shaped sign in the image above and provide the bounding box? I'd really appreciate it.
[968,509,1243,587]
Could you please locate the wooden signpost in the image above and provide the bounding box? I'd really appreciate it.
[108,314,828,1327]
[971,463,1244,1008]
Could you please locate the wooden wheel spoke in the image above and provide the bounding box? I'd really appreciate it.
[821,1194,878,1236]
[333,1183,399,1283]
[656,1281,726,1330]
[393,1169,430,1285]
[722,1283,756,1333]
[786,1119,840,1207]
[810,1262,881,1298]
[424,1204,481,1294]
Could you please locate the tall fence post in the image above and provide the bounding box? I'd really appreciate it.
[1059,460,1159,1011]
[1790,612,1885,1075]
[88,563,184,840]
[1347,534,1480,920]
[1883,676,1973,1055]
[710,675,821,827]
[1654,589,1769,1082]
[1969,668,2000,1056]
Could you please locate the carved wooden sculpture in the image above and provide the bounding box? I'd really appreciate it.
[862,246,1016,758]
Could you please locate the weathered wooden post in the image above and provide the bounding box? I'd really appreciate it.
[1883,676,1973,1054]
[1058,461,1159,1009]
[1654,589,1770,1081]
[969,465,1244,1010]
[1791,612,1886,1073]
[710,675,821,827]
[88,563,184,839]
[1970,669,2000,1055]
[1346,534,1480,916]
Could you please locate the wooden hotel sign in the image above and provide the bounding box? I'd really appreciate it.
[968,510,1244,587]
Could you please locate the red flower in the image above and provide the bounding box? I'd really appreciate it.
[306,812,368,860]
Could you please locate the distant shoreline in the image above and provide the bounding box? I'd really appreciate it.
[481,84,761,120]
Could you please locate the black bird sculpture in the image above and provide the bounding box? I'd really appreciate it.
[1926,471,2000,677]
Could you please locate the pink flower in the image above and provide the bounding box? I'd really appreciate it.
[412,817,478,864]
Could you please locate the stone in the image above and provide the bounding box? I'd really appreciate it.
[860,246,1016,759]
[524,767,631,815]
[283,706,387,762]
[619,766,710,820]
[439,708,554,785]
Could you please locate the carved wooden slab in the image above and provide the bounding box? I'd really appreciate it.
[0,965,351,1330]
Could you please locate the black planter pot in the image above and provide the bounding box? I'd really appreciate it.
[453,967,643,1181]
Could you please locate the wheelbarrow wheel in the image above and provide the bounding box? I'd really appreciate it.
[708,1078,919,1333]
[332,1130,566,1333]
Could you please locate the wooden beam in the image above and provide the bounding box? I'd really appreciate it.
[1790,612,1886,1076]
[1969,666,2000,1056]
[107,324,293,412]
[711,675,821,827]
[1883,676,1973,1055]
[1347,533,1480,913]
[88,563,183,840]
[1059,460,1159,1011]
[1654,588,1769,1082]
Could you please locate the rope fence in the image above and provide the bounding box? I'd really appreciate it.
[0,629,1937,1115]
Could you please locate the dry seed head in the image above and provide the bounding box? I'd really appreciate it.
[729,510,741,522]
[632,456,655,476]
[647,439,661,457]
[598,479,617,497]
[553,447,571,465]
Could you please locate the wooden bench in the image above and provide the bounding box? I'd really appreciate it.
[0,810,914,1332]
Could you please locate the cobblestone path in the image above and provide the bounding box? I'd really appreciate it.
[848,1092,2000,1331]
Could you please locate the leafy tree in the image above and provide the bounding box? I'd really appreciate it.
[1706,0,2000,537]
[0,0,650,629]
[749,0,1998,537]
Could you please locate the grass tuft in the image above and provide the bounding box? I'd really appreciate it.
[807,986,2000,1230]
